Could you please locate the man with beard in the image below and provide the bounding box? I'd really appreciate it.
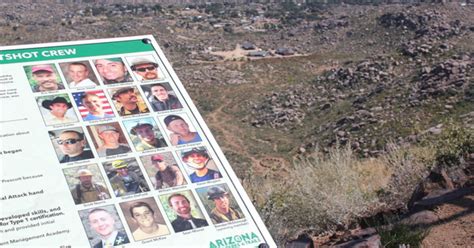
[164,115,202,146]
[151,154,185,189]
[168,193,208,232]
[81,93,114,121]
[130,123,167,151]
[109,160,149,197]
[71,169,110,204]
[41,96,78,125]
[96,125,131,157]
[94,58,133,84]
[57,130,94,163]
[130,57,162,81]
[206,186,243,224]
[112,87,149,116]
[129,201,170,241]
[30,64,65,92]
[88,208,130,248]
[147,84,183,112]
[67,62,97,88]
[181,148,221,183]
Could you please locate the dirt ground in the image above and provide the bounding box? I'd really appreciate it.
[421,189,474,247]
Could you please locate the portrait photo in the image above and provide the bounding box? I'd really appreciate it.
[72,90,115,121]
[93,57,133,85]
[122,117,167,152]
[102,158,150,197]
[62,163,111,205]
[49,127,94,163]
[24,63,65,93]
[160,113,202,146]
[196,183,244,224]
[108,86,150,116]
[86,122,132,157]
[36,93,79,126]
[178,146,222,184]
[158,190,209,233]
[126,55,166,82]
[78,205,130,248]
[59,60,99,89]
[119,197,170,241]
[141,83,183,112]
[139,152,187,190]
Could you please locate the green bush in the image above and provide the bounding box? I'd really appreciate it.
[434,125,474,167]
[378,224,428,248]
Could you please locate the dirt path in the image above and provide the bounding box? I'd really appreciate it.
[204,87,290,175]
[208,43,310,62]
[421,189,474,247]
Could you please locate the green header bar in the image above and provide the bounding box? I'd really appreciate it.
[0,40,154,64]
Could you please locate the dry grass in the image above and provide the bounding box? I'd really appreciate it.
[245,143,434,245]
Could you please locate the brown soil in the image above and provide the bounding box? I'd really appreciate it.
[421,189,474,247]
[209,43,309,62]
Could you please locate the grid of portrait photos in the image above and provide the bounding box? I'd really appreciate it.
[27,53,246,246]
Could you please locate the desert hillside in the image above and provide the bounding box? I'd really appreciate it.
[1,2,473,247]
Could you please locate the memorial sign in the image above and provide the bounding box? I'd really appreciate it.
[0,36,276,248]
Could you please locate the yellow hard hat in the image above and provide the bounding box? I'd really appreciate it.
[112,160,128,169]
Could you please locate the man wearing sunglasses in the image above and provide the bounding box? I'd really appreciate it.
[57,130,94,163]
[130,57,161,81]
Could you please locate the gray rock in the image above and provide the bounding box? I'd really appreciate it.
[401,210,439,226]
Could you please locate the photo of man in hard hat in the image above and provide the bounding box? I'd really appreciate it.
[196,184,244,224]
[180,146,222,183]
[108,86,149,116]
[63,164,111,205]
[103,158,150,197]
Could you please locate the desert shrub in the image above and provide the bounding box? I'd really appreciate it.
[246,145,384,244]
[378,145,434,210]
[246,143,434,245]
[433,125,474,167]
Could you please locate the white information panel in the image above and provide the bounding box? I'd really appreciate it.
[0,36,275,248]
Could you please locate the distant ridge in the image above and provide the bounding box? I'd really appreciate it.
[2,0,468,5]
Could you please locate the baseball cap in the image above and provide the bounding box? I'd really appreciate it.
[32,64,54,73]
[131,123,154,135]
[164,115,184,126]
[151,154,164,162]
[97,125,118,134]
